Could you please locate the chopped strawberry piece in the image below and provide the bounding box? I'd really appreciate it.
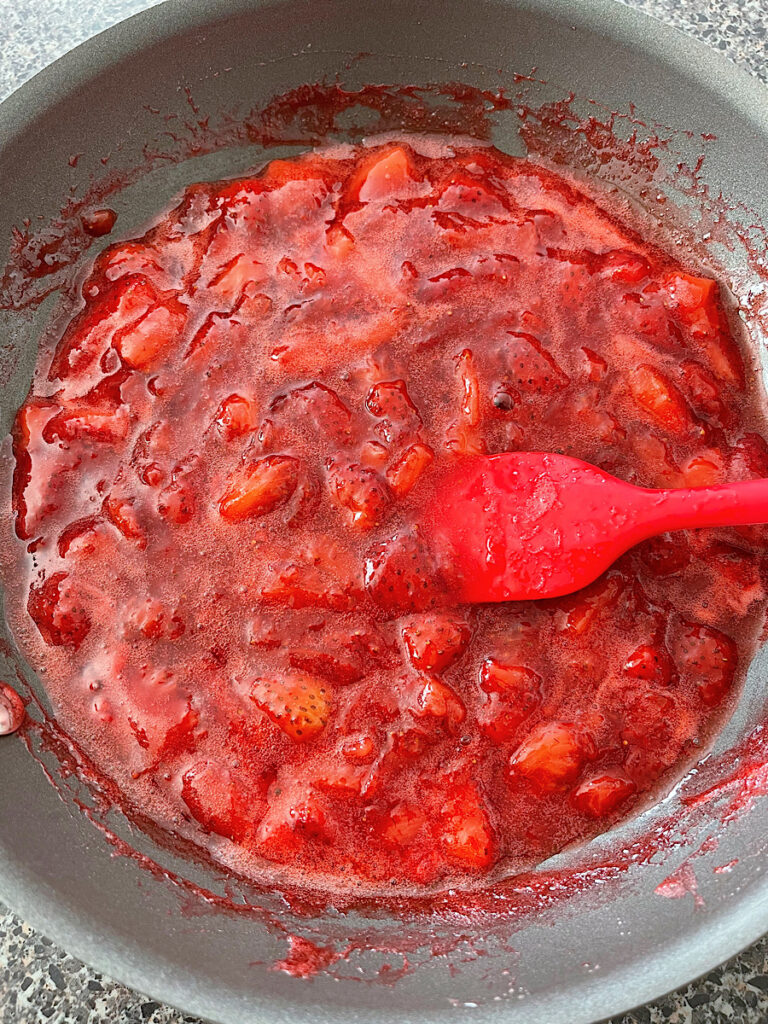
[705,542,766,615]
[481,659,540,697]
[674,622,738,706]
[157,480,195,525]
[261,560,361,612]
[601,249,651,284]
[270,305,404,374]
[444,421,487,456]
[12,400,69,539]
[412,677,466,733]
[185,310,241,365]
[104,494,146,548]
[27,572,91,649]
[139,461,164,488]
[476,693,531,744]
[341,734,376,763]
[582,346,608,382]
[386,442,434,497]
[364,530,443,614]
[575,398,627,444]
[681,452,723,487]
[313,763,366,795]
[97,242,163,283]
[115,298,187,370]
[324,222,355,259]
[623,644,673,685]
[628,364,690,434]
[509,721,592,793]
[215,394,256,439]
[680,360,729,426]
[572,772,637,818]
[325,456,390,529]
[234,286,273,324]
[300,262,327,291]
[455,349,480,426]
[663,272,742,382]
[365,380,422,443]
[730,433,768,479]
[438,782,494,869]
[258,159,335,188]
[257,780,327,856]
[401,612,469,672]
[361,440,389,469]
[629,432,680,487]
[619,687,676,748]
[57,517,112,559]
[355,147,418,203]
[503,332,569,394]
[618,684,701,785]
[561,573,626,637]
[556,261,593,313]
[663,272,720,336]
[207,254,265,303]
[250,673,330,742]
[181,760,252,841]
[271,382,352,443]
[248,612,281,649]
[380,801,428,847]
[128,692,199,764]
[219,455,299,522]
[50,275,157,381]
[124,597,184,640]
[476,660,541,743]
[385,726,430,766]
[44,402,130,445]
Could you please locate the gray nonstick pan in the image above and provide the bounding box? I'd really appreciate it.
[1,2,768,1023]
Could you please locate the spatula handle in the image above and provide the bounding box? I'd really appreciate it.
[636,477,768,536]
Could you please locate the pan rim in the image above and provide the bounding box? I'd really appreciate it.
[1,1,767,1022]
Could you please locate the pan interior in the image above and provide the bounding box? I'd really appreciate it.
[0,2,767,1023]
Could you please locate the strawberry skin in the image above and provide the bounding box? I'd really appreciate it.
[504,331,569,394]
[364,530,443,614]
[674,622,737,706]
[365,380,421,442]
[401,612,469,672]
[325,455,390,529]
[250,673,330,742]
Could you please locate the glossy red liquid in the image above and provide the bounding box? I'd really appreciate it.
[5,139,768,892]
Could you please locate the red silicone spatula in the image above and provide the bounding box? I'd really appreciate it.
[427,452,768,603]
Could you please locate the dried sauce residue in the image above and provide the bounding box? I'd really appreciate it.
[655,861,705,909]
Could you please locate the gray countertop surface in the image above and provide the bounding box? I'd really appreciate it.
[1,0,768,1021]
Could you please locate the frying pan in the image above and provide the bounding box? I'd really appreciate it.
[1,1,768,1022]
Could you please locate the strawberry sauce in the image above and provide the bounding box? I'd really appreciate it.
[4,138,768,893]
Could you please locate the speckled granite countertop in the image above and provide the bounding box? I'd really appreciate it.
[1,0,767,1021]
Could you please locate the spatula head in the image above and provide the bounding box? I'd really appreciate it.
[425,452,651,603]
